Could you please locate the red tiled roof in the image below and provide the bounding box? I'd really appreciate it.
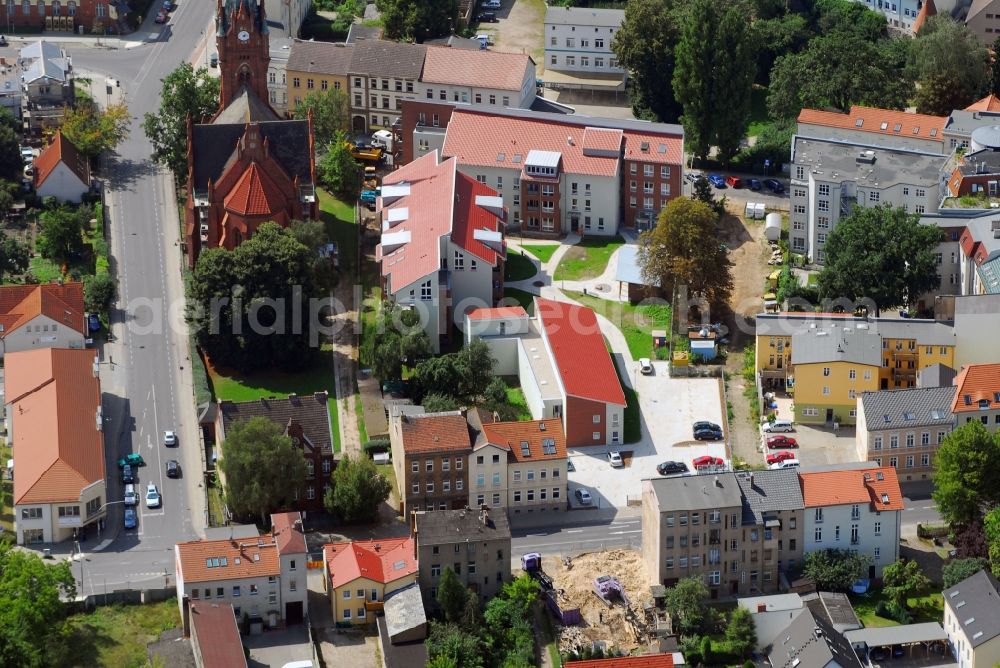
[176,535,281,583]
[536,297,627,406]
[453,171,504,264]
[482,418,566,463]
[400,412,474,454]
[224,162,287,217]
[582,127,623,153]
[966,93,1000,112]
[7,349,104,505]
[271,511,307,555]
[568,655,674,668]
[323,538,417,587]
[623,130,684,165]
[911,0,936,34]
[421,45,532,93]
[467,306,528,321]
[33,130,90,189]
[189,603,248,668]
[797,106,947,140]
[0,282,85,337]
[800,467,904,511]
[952,363,1000,413]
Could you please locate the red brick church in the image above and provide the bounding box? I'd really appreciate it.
[184,0,317,267]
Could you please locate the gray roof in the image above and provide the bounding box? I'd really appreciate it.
[943,569,1000,648]
[736,470,804,525]
[756,313,865,337]
[219,393,334,456]
[383,583,427,639]
[844,622,947,648]
[414,507,511,545]
[287,41,355,76]
[348,40,426,80]
[859,386,956,432]
[646,472,744,512]
[815,592,862,632]
[544,5,624,27]
[870,318,956,347]
[790,325,882,366]
[918,363,956,388]
[615,245,655,286]
[18,40,62,62]
[213,87,280,124]
[791,135,943,191]
[768,608,863,668]
[23,57,68,85]
[452,104,683,139]
[376,615,427,666]
[347,23,383,43]
[972,125,1000,150]
[944,109,1000,138]
[424,35,484,50]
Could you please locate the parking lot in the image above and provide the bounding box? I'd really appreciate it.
[753,422,861,470]
[567,360,727,509]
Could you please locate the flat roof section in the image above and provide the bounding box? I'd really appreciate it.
[542,69,626,92]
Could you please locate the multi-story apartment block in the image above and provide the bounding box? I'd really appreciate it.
[642,470,804,597]
[389,410,476,514]
[466,299,627,448]
[322,537,418,626]
[286,40,354,115]
[265,36,293,116]
[348,40,425,133]
[800,466,903,578]
[175,511,309,627]
[473,417,567,515]
[376,150,505,353]
[0,1,116,33]
[856,386,956,481]
[413,507,512,612]
[851,0,926,31]
[543,6,625,91]
[944,569,1000,668]
[417,46,536,111]
[952,362,1000,432]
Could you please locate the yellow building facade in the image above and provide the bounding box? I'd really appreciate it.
[286,41,354,114]
[793,360,881,424]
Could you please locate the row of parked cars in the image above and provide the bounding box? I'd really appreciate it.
[119,430,180,529]
[687,171,785,193]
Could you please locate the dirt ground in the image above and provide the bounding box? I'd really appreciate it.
[531,550,653,655]
[484,0,545,63]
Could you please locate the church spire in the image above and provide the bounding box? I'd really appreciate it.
[215,0,273,115]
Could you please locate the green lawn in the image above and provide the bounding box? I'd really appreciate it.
[61,599,181,668]
[606,342,641,444]
[505,384,533,421]
[850,589,944,628]
[747,86,770,137]
[521,244,559,264]
[566,291,671,360]
[209,352,341,453]
[554,235,624,281]
[505,249,538,282]
[356,393,368,444]
[501,287,536,315]
[318,188,358,274]
[206,476,227,527]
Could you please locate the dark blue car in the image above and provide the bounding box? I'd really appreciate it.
[763,178,785,194]
[88,314,101,333]
[747,178,762,191]
[707,174,726,189]
[124,508,137,529]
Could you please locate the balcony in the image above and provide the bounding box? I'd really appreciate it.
[365,600,384,612]
[892,367,916,381]
[892,348,918,362]
[840,195,856,218]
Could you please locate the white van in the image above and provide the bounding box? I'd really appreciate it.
[763,419,793,433]
[769,459,800,470]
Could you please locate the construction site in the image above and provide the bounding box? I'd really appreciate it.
[519,549,671,655]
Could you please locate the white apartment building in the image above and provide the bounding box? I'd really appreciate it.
[544,6,624,78]
[266,36,292,116]
[852,0,925,31]
[416,46,536,111]
[943,569,1000,668]
[800,466,903,578]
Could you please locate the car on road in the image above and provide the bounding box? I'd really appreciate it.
[123,508,137,529]
[210,53,219,67]
[607,450,623,467]
[478,11,497,21]
[685,171,701,183]
[766,435,798,449]
[575,488,593,505]
[88,313,101,333]
[766,450,796,466]
[657,461,688,475]
[746,178,762,191]
[164,430,177,446]
[123,484,137,506]
[145,483,161,508]
[154,10,167,23]
[166,460,180,478]
[725,175,742,188]
[117,453,145,468]
[707,174,726,189]
[763,178,784,194]
[693,455,724,470]
[121,464,135,484]
[694,427,723,441]
[163,0,175,10]
[639,358,653,375]
[768,458,799,470]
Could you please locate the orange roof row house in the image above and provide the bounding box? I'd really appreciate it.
[952,362,1000,414]
[481,417,567,463]
[0,282,86,342]
[32,131,91,203]
[796,105,947,140]
[799,467,905,512]
[323,537,418,589]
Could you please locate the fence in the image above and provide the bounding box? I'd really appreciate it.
[78,586,175,610]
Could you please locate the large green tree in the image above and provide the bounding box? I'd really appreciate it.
[612,0,683,122]
[361,302,433,381]
[638,197,733,306]
[0,108,23,182]
[803,548,872,591]
[319,132,361,198]
[84,273,116,315]
[61,98,130,158]
[881,559,931,609]
[36,206,86,264]
[0,236,29,282]
[664,577,708,635]
[983,506,1000,573]
[437,567,470,623]
[910,16,989,116]
[726,606,757,660]
[943,558,990,588]
[323,454,392,523]
[219,416,307,523]
[990,36,1000,97]
[191,222,323,372]
[142,63,221,176]
[377,0,457,42]
[412,340,496,403]
[933,421,1000,526]
[426,622,484,668]
[817,206,942,315]
[293,88,350,150]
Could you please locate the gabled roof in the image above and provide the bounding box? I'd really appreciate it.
[219,393,334,456]
[467,306,528,321]
[348,39,426,80]
[736,470,805,525]
[287,40,355,76]
[323,537,417,587]
[645,472,744,511]
[965,94,1000,112]
[790,324,882,367]
[952,363,1000,413]
[799,467,904,511]
[213,87,280,124]
[422,46,532,93]
[223,162,288,217]
[271,511,307,555]
[189,603,248,668]
[482,418,566,463]
[796,106,947,141]
[859,386,956,431]
[19,40,62,62]
[414,507,511,545]
[768,608,863,668]
[176,534,282,583]
[398,411,474,454]
[536,297,627,406]
[967,0,997,22]
[544,6,625,28]
[7,349,103,505]
[0,282,85,337]
[34,131,90,190]
[943,569,1000,648]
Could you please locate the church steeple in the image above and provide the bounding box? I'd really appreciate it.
[215,0,272,113]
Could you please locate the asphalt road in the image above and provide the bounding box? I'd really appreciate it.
[511,515,643,557]
[47,1,216,596]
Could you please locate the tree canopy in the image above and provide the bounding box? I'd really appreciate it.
[817,206,942,315]
[142,63,221,176]
[437,567,470,623]
[61,98,130,158]
[910,16,989,116]
[0,236,30,283]
[293,88,350,150]
[319,132,361,198]
[881,559,931,609]
[725,606,757,660]
[376,0,457,42]
[219,416,307,523]
[663,577,708,636]
[36,205,89,265]
[612,0,683,122]
[943,558,990,588]
[933,421,1000,527]
[361,302,433,381]
[323,453,392,523]
[412,339,496,403]
[0,108,23,183]
[802,548,872,591]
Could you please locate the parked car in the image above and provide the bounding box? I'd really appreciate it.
[694,427,723,441]
[154,10,167,23]
[210,53,218,67]
[121,464,135,484]
[693,421,721,433]
[164,430,177,446]
[692,455,724,470]
[892,646,905,659]
[145,483,161,508]
[869,648,888,662]
[166,460,180,478]
[607,450,623,468]
[766,435,798,449]
[478,11,497,21]
[639,358,653,375]
[707,174,726,189]
[19,146,33,163]
[685,171,701,183]
[763,178,785,194]
[725,175,742,188]
[123,484,137,506]
[766,450,796,466]
[483,0,501,8]
[88,313,101,333]
[747,178,762,191]
[762,419,793,433]
[123,508,137,529]
[117,452,145,468]
[768,458,799,470]
[657,461,688,475]
[575,488,593,505]
[163,0,175,10]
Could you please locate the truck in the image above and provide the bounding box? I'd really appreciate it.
[345,140,383,163]
[521,553,581,625]
[371,130,394,166]
[521,553,554,591]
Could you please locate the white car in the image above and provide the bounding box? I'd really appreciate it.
[607,450,623,468]
[768,459,800,470]
[164,430,177,446]
[145,483,161,508]
[639,358,653,375]
[575,488,593,506]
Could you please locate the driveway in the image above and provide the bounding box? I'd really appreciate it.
[684,171,789,212]
[244,625,313,668]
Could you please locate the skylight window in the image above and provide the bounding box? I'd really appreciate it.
[880,122,888,130]
[542,438,556,455]
[658,143,667,153]
[855,119,864,127]
[496,152,505,162]
[393,560,406,570]
[876,471,884,481]
[931,410,944,420]
[903,412,915,421]
[912,126,920,134]
[893,123,902,132]
[965,395,973,405]
[931,128,938,136]
[881,493,890,504]
[883,415,891,424]
[640,141,649,152]
[520,440,531,457]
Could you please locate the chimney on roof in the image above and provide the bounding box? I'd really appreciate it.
[374,543,381,552]
[492,410,500,423]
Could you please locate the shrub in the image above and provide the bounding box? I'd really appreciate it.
[363,438,390,456]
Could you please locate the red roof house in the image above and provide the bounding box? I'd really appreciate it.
[952,363,1000,421]
[188,603,248,668]
[322,538,418,625]
[0,282,87,356]
[33,131,91,203]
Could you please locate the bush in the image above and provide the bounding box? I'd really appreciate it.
[363,438,391,456]
[876,600,913,624]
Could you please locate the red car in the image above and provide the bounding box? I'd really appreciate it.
[766,450,796,466]
[693,455,724,470]
[766,435,798,449]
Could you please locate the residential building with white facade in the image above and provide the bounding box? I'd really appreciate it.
[348,40,425,133]
[943,569,1000,668]
[800,466,903,578]
[0,282,86,358]
[417,46,536,111]
[852,0,925,31]
[543,6,625,92]
[266,36,293,116]
[951,362,1000,432]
